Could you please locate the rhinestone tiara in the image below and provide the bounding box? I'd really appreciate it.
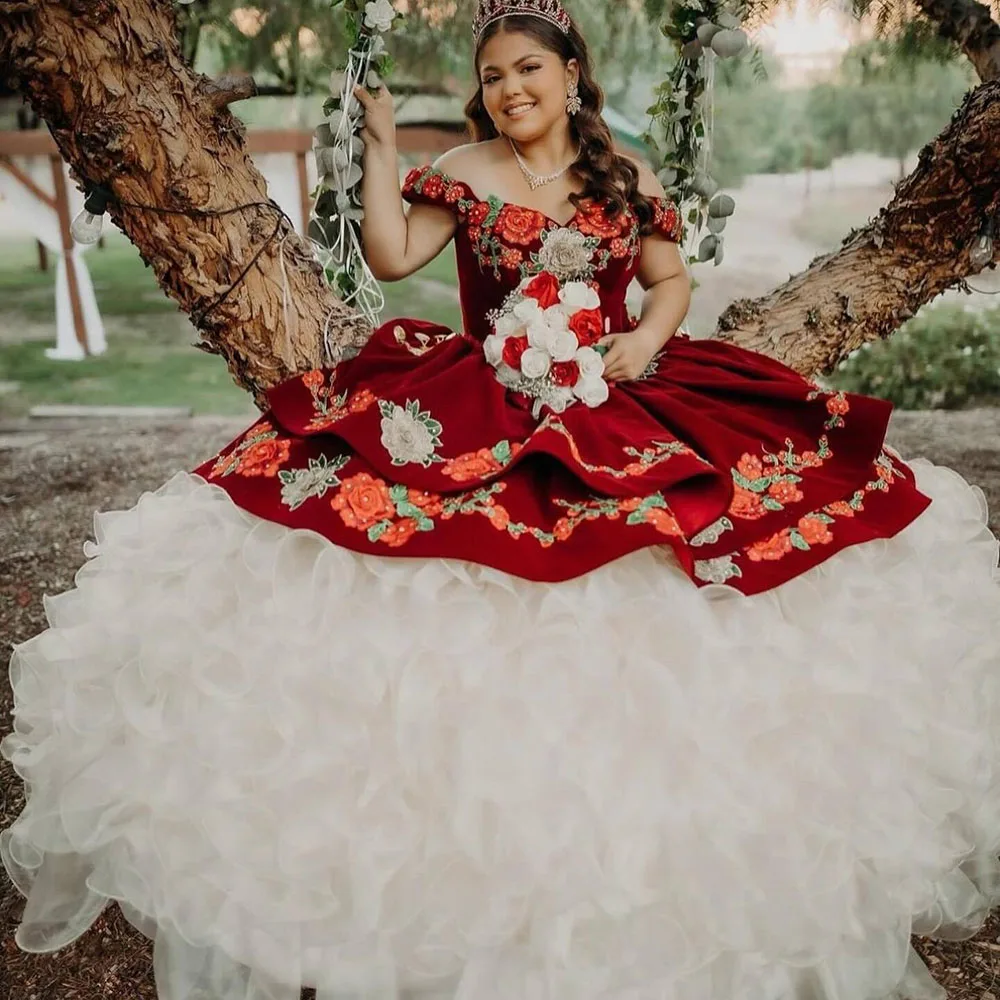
[472,0,572,41]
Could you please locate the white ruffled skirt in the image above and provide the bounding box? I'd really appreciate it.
[3,455,1000,1000]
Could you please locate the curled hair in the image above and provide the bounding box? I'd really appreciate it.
[464,14,659,235]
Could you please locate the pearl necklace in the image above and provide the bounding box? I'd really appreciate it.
[507,136,580,191]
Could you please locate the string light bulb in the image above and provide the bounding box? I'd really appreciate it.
[969,215,996,272]
[70,185,112,245]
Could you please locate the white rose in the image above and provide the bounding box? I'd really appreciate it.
[575,346,604,379]
[513,297,543,324]
[547,327,578,362]
[364,0,396,32]
[542,305,570,331]
[573,376,610,408]
[483,334,505,367]
[494,312,523,338]
[526,316,553,351]
[520,347,552,379]
[559,281,600,311]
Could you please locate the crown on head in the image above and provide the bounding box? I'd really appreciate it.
[472,0,572,41]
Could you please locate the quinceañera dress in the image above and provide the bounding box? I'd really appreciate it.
[4,164,1000,1000]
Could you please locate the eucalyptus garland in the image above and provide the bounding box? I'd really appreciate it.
[645,1,753,268]
[310,0,400,340]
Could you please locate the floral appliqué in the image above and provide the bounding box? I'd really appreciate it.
[279,453,351,511]
[209,421,290,479]
[379,399,444,467]
[301,368,377,432]
[728,436,833,521]
[442,440,524,482]
[709,447,906,580]
[806,386,852,430]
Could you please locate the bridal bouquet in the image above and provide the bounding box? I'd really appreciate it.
[483,272,610,418]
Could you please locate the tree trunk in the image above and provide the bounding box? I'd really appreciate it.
[1,0,998,389]
[0,0,369,410]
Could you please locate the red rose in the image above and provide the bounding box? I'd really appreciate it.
[502,335,529,369]
[568,308,604,347]
[522,272,561,308]
[550,360,580,387]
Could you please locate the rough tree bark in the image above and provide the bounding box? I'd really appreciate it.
[714,82,1000,373]
[0,0,369,409]
[1,0,998,388]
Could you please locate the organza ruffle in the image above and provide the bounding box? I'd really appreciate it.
[3,457,1000,1000]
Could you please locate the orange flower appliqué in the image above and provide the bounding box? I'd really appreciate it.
[236,438,290,478]
[736,454,765,480]
[331,472,394,530]
[824,500,858,518]
[646,508,682,536]
[747,529,794,562]
[575,201,628,239]
[826,394,850,417]
[496,204,548,246]
[767,480,804,505]
[379,518,418,547]
[348,388,377,414]
[797,515,833,546]
[729,485,766,520]
[407,488,444,518]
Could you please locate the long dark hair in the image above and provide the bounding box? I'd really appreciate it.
[464,14,658,234]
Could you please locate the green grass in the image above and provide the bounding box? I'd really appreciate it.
[0,232,462,418]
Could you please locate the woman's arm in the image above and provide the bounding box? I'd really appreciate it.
[598,161,691,382]
[354,84,458,281]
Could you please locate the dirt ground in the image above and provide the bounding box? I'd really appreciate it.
[1,408,1000,999]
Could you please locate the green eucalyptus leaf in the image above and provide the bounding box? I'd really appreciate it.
[710,28,749,57]
[696,22,721,45]
[697,234,718,262]
[708,193,736,218]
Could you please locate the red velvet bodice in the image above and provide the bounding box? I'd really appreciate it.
[401,164,684,341]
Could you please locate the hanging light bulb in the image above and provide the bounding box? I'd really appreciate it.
[969,215,996,272]
[70,185,112,245]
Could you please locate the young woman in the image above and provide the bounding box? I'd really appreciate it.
[4,3,1000,1000]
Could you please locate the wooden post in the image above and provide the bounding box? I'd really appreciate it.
[37,240,48,271]
[295,150,311,236]
[49,154,90,356]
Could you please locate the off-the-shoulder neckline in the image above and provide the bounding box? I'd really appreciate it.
[406,163,599,230]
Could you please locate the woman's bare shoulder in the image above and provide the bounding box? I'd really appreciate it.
[432,139,505,188]
[620,153,666,200]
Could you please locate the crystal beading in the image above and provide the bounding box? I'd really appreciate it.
[473,0,572,41]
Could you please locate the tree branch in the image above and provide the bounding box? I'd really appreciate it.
[2,0,368,409]
[716,82,1000,375]
[199,73,258,112]
[913,0,1000,82]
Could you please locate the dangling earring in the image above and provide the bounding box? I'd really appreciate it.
[566,81,582,116]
